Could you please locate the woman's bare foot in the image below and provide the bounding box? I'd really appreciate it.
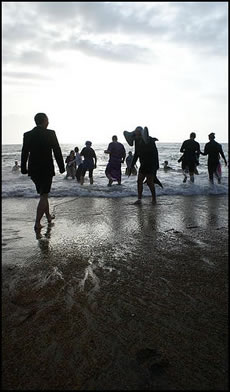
[134,199,142,205]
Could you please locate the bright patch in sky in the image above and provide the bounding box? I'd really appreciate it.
[2,1,228,144]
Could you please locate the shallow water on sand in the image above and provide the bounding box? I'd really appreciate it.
[2,196,228,390]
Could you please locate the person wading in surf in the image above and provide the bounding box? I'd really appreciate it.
[21,113,65,232]
[124,126,162,205]
[201,132,227,184]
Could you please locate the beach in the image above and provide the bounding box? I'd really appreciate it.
[2,195,228,390]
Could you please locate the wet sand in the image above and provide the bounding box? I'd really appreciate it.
[2,195,228,390]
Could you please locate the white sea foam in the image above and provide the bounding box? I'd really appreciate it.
[2,143,228,198]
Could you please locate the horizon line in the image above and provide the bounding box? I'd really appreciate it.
[2,141,228,145]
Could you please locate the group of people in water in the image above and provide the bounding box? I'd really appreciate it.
[178,131,227,184]
[20,113,227,231]
[63,130,227,192]
[64,136,137,186]
[64,143,97,184]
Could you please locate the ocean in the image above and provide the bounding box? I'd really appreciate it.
[2,142,228,198]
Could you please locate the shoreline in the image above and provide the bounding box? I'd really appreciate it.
[2,195,228,390]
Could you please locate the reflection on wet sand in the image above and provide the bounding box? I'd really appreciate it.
[36,223,54,252]
[136,203,158,233]
[206,195,223,227]
[2,196,228,390]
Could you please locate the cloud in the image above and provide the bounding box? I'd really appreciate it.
[3,71,53,81]
[2,2,227,144]
[35,2,227,55]
[2,1,228,69]
[53,36,153,64]
[37,2,125,32]
[167,2,228,56]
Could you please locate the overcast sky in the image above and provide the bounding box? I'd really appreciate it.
[2,1,228,145]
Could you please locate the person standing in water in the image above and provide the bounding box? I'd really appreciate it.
[125,151,137,175]
[80,141,97,185]
[12,160,20,173]
[124,126,160,205]
[104,135,126,186]
[65,150,76,179]
[74,146,83,183]
[21,113,65,232]
[163,160,173,171]
[179,132,201,183]
[202,132,227,184]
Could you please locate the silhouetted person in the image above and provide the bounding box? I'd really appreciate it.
[74,146,83,183]
[104,135,126,186]
[202,132,227,184]
[179,132,201,183]
[80,141,97,185]
[125,151,137,175]
[65,150,76,179]
[21,113,65,232]
[163,160,172,171]
[124,126,161,205]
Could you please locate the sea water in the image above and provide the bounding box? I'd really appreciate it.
[2,143,228,198]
